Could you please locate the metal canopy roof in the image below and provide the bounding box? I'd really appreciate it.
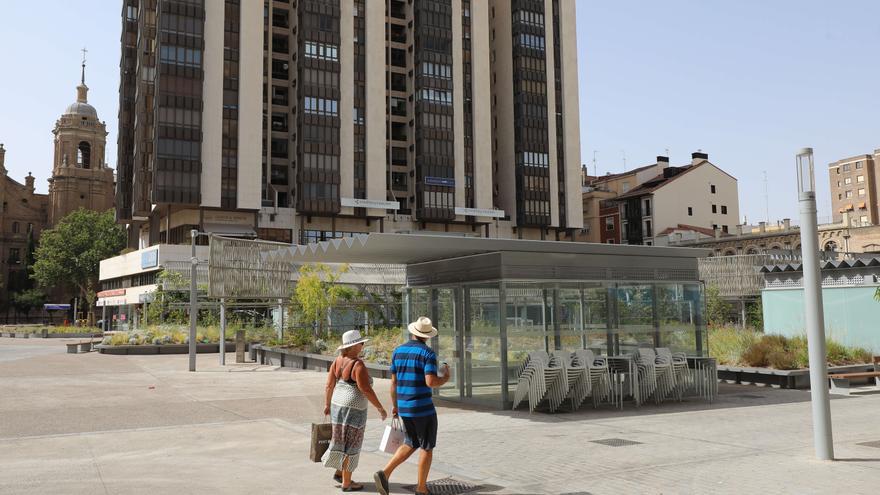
[760,257,880,273]
[264,233,711,265]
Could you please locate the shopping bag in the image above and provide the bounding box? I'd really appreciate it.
[379,417,406,454]
[310,419,333,463]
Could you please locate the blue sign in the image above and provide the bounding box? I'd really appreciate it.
[44,304,71,310]
[141,249,159,269]
[425,176,455,187]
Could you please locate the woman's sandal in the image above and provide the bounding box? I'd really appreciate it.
[333,472,343,483]
[341,482,364,492]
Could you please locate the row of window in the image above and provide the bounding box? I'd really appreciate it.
[159,45,202,68]
[6,222,33,234]
[520,151,550,168]
[301,153,340,172]
[418,88,453,105]
[837,175,865,186]
[420,62,452,80]
[419,111,453,129]
[513,10,545,27]
[156,138,200,160]
[685,205,729,215]
[157,107,200,129]
[301,67,339,88]
[304,41,339,61]
[836,161,863,173]
[303,97,339,116]
[838,189,866,199]
[516,33,546,51]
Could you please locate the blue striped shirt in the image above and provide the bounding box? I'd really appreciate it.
[389,340,438,418]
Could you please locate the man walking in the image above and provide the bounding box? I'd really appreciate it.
[374,317,450,495]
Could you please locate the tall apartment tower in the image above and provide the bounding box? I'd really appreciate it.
[116,0,583,248]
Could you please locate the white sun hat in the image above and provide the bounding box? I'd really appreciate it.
[337,329,370,351]
[407,316,438,339]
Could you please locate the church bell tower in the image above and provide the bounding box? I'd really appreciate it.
[48,50,115,226]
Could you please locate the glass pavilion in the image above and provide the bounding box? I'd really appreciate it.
[265,234,709,409]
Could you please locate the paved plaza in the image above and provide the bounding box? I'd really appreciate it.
[1,337,879,494]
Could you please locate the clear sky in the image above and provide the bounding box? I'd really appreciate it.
[1,1,878,224]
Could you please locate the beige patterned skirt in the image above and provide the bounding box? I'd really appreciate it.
[322,380,368,472]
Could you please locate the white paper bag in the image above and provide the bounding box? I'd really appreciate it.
[379,418,406,454]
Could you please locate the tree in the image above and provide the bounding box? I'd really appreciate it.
[293,263,355,334]
[31,209,126,325]
[705,285,733,327]
[11,289,47,320]
[143,270,189,325]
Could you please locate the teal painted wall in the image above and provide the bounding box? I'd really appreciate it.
[762,286,880,353]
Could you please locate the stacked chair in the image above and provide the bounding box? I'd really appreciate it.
[512,347,717,412]
[574,349,612,409]
[512,351,565,413]
[656,347,689,401]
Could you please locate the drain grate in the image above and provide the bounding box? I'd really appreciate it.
[857,440,880,449]
[590,438,643,447]
[402,477,482,495]
[736,394,766,399]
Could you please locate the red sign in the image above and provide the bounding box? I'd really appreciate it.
[98,289,126,298]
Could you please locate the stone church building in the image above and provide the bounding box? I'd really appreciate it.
[0,69,114,322]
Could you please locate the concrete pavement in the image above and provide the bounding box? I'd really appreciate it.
[1,337,879,494]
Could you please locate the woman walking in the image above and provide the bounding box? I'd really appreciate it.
[323,330,388,492]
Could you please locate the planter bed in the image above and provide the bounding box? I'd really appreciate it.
[253,344,392,379]
[717,363,876,389]
[96,342,250,355]
[2,331,102,339]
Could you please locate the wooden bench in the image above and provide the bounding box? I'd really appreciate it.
[829,370,880,395]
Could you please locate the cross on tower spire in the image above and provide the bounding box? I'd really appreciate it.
[80,47,88,85]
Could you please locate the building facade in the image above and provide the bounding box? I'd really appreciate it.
[115,0,584,249]
[828,150,880,225]
[585,152,739,246]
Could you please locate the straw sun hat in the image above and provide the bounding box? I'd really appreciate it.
[336,329,370,351]
[407,316,438,339]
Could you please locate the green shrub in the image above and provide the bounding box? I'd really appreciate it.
[767,349,799,370]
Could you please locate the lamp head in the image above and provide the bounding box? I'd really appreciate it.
[796,147,815,196]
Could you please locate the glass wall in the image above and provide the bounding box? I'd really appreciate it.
[408,280,705,409]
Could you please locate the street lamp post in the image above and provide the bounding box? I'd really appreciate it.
[796,147,834,461]
[189,229,199,372]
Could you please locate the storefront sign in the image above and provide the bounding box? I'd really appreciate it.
[203,210,254,225]
[425,176,455,187]
[340,198,400,210]
[141,249,158,269]
[454,207,506,218]
[97,289,126,298]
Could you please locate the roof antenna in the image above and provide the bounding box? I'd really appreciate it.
[592,150,598,178]
[621,150,627,171]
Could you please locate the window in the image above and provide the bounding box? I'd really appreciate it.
[621,181,629,193]
[417,88,452,105]
[642,198,652,216]
[391,147,407,166]
[856,161,863,169]
[8,248,20,264]
[845,177,852,185]
[842,164,851,172]
[860,215,869,224]
[521,152,549,168]
[304,41,338,61]
[838,193,843,200]
[12,222,19,234]
[390,48,406,67]
[303,97,338,116]
[712,204,717,214]
[710,184,716,194]
[159,45,202,67]
[76,141,91,168]
[846,190,853,198]
[837,181,841,187]
[644,220,652,237]
[721,205,728,215]
[859,188,866,196]
[272,86,288,105]
[722,225,729,233]
[836,167,840,174]
[687,207,693,216]
[712,224,718,230]
[857,175,864,183]
[605,217,615,231]
[391,172,407,190]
